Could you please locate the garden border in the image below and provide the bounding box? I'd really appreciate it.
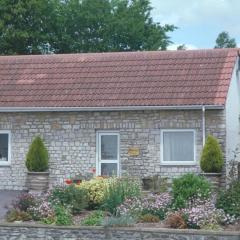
[0,223,239,240]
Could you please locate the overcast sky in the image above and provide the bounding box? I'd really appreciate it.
[150,0,240,49]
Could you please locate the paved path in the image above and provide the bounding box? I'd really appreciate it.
[0,190,22,220]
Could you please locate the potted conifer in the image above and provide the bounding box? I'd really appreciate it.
[200,135,224,189]
[25,136,49,192]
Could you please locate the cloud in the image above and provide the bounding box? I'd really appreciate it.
[151,0,240,36]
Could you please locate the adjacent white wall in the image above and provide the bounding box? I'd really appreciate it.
[226,57,240,178]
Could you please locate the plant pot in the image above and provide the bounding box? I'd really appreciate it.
[26,171,49,192]
[200,172,222,190]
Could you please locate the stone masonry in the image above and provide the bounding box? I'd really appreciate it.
[0,109,226,190]
[0,224,239,240]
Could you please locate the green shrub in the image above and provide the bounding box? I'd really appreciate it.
[54,205,72,225]
[49,185,88,214]
[200,135,224,173]
[216,180,240,217]
[81,210,105,226]
[172,173,211,209]
[102,177,141,215]
[103,214,136,227]
[25,136,49,172]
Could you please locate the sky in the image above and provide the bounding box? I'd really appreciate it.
[150,0,240,50]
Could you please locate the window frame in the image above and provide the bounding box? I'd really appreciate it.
[0,130,11,166]
[96,131,120,176]
[160,129,196,165]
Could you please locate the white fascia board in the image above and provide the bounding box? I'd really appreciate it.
[0,105,224,112]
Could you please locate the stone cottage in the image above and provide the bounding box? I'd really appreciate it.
[0,49,239,190]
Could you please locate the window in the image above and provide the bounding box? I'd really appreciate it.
[0,131,11,165]
[161,129,195,165]
[97,131,120,176]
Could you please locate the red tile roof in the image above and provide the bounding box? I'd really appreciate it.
[0,49,238,109]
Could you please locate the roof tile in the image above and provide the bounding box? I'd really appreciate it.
[0,49,238,108]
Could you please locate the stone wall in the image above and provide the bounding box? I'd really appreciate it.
[0,224,239,240]
[0,109,226,190]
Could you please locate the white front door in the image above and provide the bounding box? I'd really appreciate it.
[97,131,120,176]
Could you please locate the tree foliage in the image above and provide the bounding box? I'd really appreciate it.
[214,31,237,49]
[200,135,224,173]
[25,136,49,172]
[0,0,176,54]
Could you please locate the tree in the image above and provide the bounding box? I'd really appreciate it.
[214,31,237,49]
[0,0,57,54]
[0,0,176,54]
[177,44,186,50]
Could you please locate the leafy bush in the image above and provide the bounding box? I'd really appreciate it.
[216,180,240,217]
[81,211,105,226]
[54,205,72,225]
[103,214,136,227]
[200,135,224,173]
[139,213,160,223]
[13,193,36,212]
[6,209,32,222]
[102,177,141,215]
[166,213,187,229]
[25,136,49,172]
[172,173,211,209]
[49,185,88,214]
[78,177,111,209]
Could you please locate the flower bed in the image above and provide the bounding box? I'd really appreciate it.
[4,174,240,232]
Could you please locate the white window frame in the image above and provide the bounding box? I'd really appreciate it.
[96,131,120,176]
[160,129,196,165]
[0,130,11,166]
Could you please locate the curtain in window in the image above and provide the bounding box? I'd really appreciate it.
[163,131,194,162]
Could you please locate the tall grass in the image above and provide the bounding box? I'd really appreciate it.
[101,177,141,215]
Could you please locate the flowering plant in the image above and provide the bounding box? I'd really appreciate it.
[117,192,172,220]
[180,197,235,229]
[77,177,112,208]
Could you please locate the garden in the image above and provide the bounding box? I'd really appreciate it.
[4,173,240,231]
[4,135,240,231]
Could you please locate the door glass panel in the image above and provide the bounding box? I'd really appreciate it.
[101,135,118,160]
[101,163,118,176]
[0,134,8,161]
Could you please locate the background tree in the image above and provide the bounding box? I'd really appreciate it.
[0,0,176,55]
[177,44,186,50]
[214,31,237,49]
[0,0,56,54]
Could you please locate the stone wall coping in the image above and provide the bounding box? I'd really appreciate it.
[0,222,239,236]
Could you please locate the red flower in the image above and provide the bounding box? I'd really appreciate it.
[76,180,81,185]
[91,168,96,174]
[65,179,72,185]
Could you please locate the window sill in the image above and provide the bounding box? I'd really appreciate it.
[160,162,197,166]
[0,163,11,167]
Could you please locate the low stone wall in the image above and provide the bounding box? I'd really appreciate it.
[0,223,239,240]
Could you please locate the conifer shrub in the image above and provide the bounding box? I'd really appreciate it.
[25,136,49,172]
[200,135,224,173]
